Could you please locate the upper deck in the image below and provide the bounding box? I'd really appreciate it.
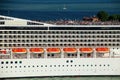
[0,15,120,59]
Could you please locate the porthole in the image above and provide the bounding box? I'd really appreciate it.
[15,66,17,68]
[6,61,8,64]
[15,61,17,64]
[66,60,69,63]
[27,66,30,68]
[10,61,13,64]
[1,61,4,64]
[32,65,35,67]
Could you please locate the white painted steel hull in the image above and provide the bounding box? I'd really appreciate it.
[0,58,120,78]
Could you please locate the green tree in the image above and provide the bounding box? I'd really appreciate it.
[97,11,109,21]
[109,14,120,21]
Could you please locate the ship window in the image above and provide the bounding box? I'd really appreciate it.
[0,31,2,34]
[27,22,43,25]
[51,54,54,57]
[19,66,21,68]
[70,60,73,63]
[10,66,12,68]
[66,60,69,63]
[32,65,35,68]
[1,61,4,64]
[15,61,18,64]
[0,21,5,25]
[0,35,2,38]
[10,61,13,64]
[6,61,8,64]
[28,66,30,68]
[66,65,68,67]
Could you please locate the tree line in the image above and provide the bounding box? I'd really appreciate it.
[97,11,120,21]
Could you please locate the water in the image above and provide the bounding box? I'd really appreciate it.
[0,10,119,21]
[4,77,120,80]
[0,0,120,21]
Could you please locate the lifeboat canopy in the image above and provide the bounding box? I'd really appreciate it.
[63,48,77,53]
[47,48,61,53]
[12,48,27,54]
[30,48,44,53]
[0,50,7,54]
[79,48,93,53]
[96,48,109,53]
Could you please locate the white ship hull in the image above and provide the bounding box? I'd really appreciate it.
[0,15,120,78]
[0,58,120,78]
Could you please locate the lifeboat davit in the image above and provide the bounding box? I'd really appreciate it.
[63,48,77,53]
[30,48,44,53]
[0,50,7,54]
[79,48,93,53]
[12,48,27,54]
[96,48,109,53]
[47,48,61,53]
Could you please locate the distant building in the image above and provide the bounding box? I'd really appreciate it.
[83,16,99,22]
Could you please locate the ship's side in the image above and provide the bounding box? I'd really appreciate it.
[0,15,120,78]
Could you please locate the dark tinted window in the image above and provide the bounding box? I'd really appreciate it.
[50,27,120,30]
[0,26,48,30]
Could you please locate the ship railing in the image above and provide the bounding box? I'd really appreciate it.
[0,48,120,59]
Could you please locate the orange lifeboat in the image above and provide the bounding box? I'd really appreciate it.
[12,48,27,54]
[0,50,7,54]
[79,48,93,53]
[96,48,109,53]
[63,48,77,53]
[47,48,61,53]
[30,48,44,53]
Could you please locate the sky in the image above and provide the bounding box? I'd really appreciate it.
[0,0,120,12]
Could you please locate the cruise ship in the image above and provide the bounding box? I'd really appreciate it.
[0,15,120,78]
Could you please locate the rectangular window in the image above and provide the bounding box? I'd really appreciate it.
[49,27,120,30]
[0,26,48,30]
[0,21,5,25]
